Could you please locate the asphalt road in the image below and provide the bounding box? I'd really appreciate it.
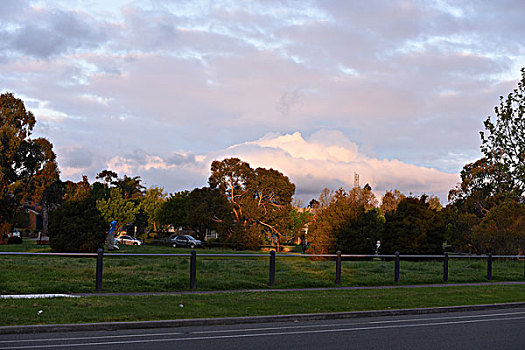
[1,307,524,349]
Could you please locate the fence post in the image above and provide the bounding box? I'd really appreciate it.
[443,252,449,282]
[487,253,492,281]
[335,250,342,285]
[394,251,400,283]
[269,250,276,287]
[95,248,104,292]
[190,250,197,289]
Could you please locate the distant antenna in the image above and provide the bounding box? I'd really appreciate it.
[354,172,359,188]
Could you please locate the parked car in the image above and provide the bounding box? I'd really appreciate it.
[170,235,202,248]
[115,235,143,246]
[7,230,22,244]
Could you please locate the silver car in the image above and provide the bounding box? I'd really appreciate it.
[115,235,143,246]
[170,235,202,249]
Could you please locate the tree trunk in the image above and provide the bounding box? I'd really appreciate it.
[42,201,49,236]
[107,232,116,251]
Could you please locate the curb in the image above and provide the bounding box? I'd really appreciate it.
[1,302,524,334]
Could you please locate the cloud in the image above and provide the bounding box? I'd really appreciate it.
[0,0,29,21]
[1,0,523,205]
[219,131,459,203]
[4,8,108,58]
[241,131,359,162]
[63,130,457,204]
[59,145,94,168]
[57,145,97,178]
[166,152,197,165]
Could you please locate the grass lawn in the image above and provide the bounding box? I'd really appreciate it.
[1,285,524,326]
[1,241,524,294]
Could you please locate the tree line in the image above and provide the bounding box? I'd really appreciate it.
[0,94,310,251]
[0,68,523,253]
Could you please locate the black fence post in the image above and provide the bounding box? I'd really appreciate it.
[394,251,400,283]
[335,250,342,285]
[190,250,197,289]
[487,253,492,281]
[95,248,104,292]
[269,250,276,287]
[443,252,449,282]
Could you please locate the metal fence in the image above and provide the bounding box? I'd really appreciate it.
[1,250,524,292]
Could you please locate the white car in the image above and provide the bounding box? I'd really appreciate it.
[115,235,143,245]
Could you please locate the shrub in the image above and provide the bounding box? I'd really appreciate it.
[7,236,22,244]
[48,197,107,252]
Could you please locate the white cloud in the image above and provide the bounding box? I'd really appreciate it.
[74,131,458,203]
[220,131,459,202]
[106,156,135,175]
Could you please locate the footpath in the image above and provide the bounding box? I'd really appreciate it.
[70,281,525,297]
[1,282,524,334]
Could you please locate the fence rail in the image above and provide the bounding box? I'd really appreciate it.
[1,250,524,292]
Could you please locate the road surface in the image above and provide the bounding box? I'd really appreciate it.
[1,307,524,349]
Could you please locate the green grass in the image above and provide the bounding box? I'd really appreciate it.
[0,241,52,253]
[1,285,523,326]
[1,241,524,294]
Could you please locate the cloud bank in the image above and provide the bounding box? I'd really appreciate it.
[60,131,458,204]
[1,0,523,205]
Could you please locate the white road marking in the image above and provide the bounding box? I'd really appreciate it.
[0,295,78,299]
[1,314,524,349]
[0,332,184,344]
[2,310,525,344]
[191,310,525,334]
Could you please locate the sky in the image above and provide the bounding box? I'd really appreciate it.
[1,0,524,205]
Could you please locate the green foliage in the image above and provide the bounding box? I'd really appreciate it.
[96,188,140,233]
[382,196,445,254]
[450,68,525,213]
[446,68,525,252]
[442,206,480,253]
[90,181,110,201]
[186,187,232,241]
[48,197,107,252]
[208,157,253,227]
[336,207,383,254]
[448,158,509,217]
[308,187,378,254]
[480,67,525,199]
[13,209,30,228]
[140,186,167,233]
[0,92,58,238]
[111,175,145,200]
[471,199,525,254]
[288,207,314,242]
[96,169,118,185]
[130,204,148,238]
[64,176,92,202]
[209,158,295,250]
[380,189,406,213]
[427,195,443,211]
[157,191,189,230]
